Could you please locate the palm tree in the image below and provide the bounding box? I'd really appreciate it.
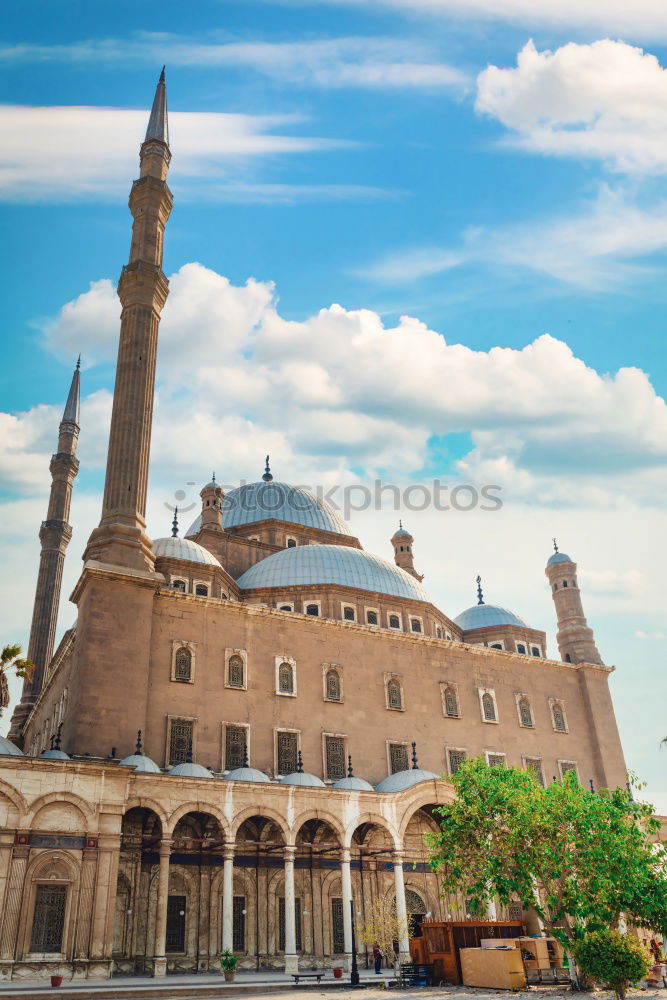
[0,645,33,711]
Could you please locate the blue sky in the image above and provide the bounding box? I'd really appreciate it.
[1,0,667,806]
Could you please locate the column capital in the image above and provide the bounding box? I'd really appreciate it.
[392,851,405,866]
[223,842,235,861]
[340,848,351,864]
[158,839,173,857]
[283,844,297,860]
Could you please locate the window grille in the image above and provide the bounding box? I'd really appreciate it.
[387,679,402,710]
[525,757,545,787]
[277,731,298,774]
[405,889,426,914]
[482,692,496,721]
[172,580,186,592]
[287,538,297,548]
[552,703,567,732]
[517,643,527,654]
[278,662,294,694]
[233,896,245,952]
[325,736,346,780]
[225,725,246,770]
[169,719,193,765]
[531,646,541,657]
[366,610,378,625]
[195,584,208,596]
[305,604,319,616]
[507,903,523,921]
[389,743,409,774]
[388,614,400,629]
[487,753,506,767]
[411,619,422,633]
[325,670,341,701]
[279,604,293,612]
[448,748,467,775]
[228,654,245,688]
[560,761,578,778]
[331,898,345,954]
[166,895,186,952]
[519,699,533,727]
[444,687,458,717]
[174,647,192,681]
[278,897,302,951]
[30,885,67,953]
[343,607,355,621]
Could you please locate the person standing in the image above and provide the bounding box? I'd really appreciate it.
[372,943,382,974]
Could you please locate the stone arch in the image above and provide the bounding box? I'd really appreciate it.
[396,786,452,842]
[167,801,231,839]
[0,779,27,820]
[292,809,345,846]
[28,850,79,882]
[123,796,168,830]
[345,811,400,850]
[28,793,92,834]
[232,805,289,842]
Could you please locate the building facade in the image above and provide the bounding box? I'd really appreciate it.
[0,72,627,981]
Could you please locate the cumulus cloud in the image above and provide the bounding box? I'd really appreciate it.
[477,40,667,175]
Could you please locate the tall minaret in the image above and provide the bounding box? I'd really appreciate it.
[545,540,603,664]
[391,522,423,581]
[9,362,81,741]
[83,69,173,572]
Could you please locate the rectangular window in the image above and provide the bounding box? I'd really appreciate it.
[233,896,246,952]
[277,731,298,775]
[331,898,345,954]
[169,718,193,766]
[166,895,186,953]
[278,897,302,952]
[30,885,67,953]
[486,752,506,767]
[389,743,409,774]
[524,757,545,787]
[225,725,247,771]
[325,736,346,780]
[559,760,578,780]
[447,748,467,775]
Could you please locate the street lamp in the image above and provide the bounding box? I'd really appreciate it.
[350,899,360,987]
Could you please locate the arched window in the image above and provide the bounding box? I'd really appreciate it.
[195,584,208,596]
[519,698,533,727]
[278,662,294,694]
[564,653,572,663]
[286,538,297,548]
[305,604,319,617]
[279,604,293,612]
[30,884,68,953]
[325,670,341,701]
[531,646,541,657]
[404,889,427,915]
[172,579,186,592]
[389,614,401,629]
[174,646,192,681]
[482,692,496,722]
[366,610,378,625]
[517,643,527,654]
[563,580,568,587]
[552,703,567,732]
[343,606,355,621]
[228,654,245,688]
[411,619,422,633]
[436,626,442,638]
[490,642,503,650]
[387,679,402,710]
[444,687,458,718]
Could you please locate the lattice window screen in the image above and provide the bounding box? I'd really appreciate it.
[389,743,409,774]
[331,898,345,954]
[174,647,192,681]
[482,692,496,721]
[444,688,458,717]
[387,680,402,710]
[525,757,545,787]
[277,731,298,774]
[325,736,346,780]
[519,699,533,727]
[30,885,67,953]
[278,663,294,694]
[448,748,467,774]
[169,719,193,765]
[225,726,246,770]
[228,655,244,688]
[233,896,245,952]
[326,670,341,701]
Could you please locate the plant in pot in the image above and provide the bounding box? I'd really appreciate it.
[220,949,239,982]
[50,974,63,988]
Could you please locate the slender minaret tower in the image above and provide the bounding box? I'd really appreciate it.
[83,68,172,572]
[391,521,423,581]
[9,362,81,741]
[199,474,224,532]
[545,540,603,664]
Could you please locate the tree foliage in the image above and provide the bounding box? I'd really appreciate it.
[355,894,412,969]
[427,758,667,946]
[0,645,33,710]
[575,930,651,1000]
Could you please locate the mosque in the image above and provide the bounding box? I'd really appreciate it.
[0,72,626,981]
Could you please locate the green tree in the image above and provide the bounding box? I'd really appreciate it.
[356,894,413,971]
[575,930,651,1000]
[427,759,667,964]
[0,645,33,711]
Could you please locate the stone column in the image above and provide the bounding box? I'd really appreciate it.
[0,847,28,969]
[392,852,410,963]
[340,849,353,969]
[222,843,234,954]
[152,840,171,978]
[283,846,298,975]
[88,833,120,978]
[74,849,98,959]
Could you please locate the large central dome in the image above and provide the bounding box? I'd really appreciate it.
[186,481,352,537]
[237,544,431,602]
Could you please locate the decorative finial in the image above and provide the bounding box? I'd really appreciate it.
[399,519,403,530]
[76,354,81,371]
[54,724,63,751]
[171,506,179,538]
[297,749,304,773]
[411,741,418,769]
[49,732,55,750]
[262,455,273,482]
[243,744,249,768]
[476,575,484,605]
[159,65,165,83]
[212,471,216,483]
[553,537,559,553]
[135,730,143,755]
[186,749,193,764]
[348,755,354,778]
[589,778,595,793]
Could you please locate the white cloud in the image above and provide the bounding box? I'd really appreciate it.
[0,105,356,202]
[635,630,667,639]
[477,40,667,175]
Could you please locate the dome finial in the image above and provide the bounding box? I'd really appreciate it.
[411,741,419,769]
[76,353,81,371]
[553,537,559,553]
[399,519,403,530]
[135,730,143,755]
[55,724,63,751]
[476,574,484,605]
[212,471,216,483]
[171,506,179,538]
[297,749,304,773]
[243,743,249,767]
[262,455,273,482]
[348,754,354,778]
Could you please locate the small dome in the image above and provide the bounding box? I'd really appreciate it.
[375,767,439,793]
[40,748,70,760]
[169,761,214,779]
[333,775,375,792]
[392,524,412,539]
[454,603,528,630]
[547,551,572,566]
[225,766,272,783]
[153,536,222,568]
[119,752,161,773]
[280,771,326,788]
[0,735,23,757]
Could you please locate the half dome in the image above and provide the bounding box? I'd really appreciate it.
[225,766,272,783]
[454,603,528,630]
[237,544,431,603]
[0,735,23,757]
[169,761,214,779]
[153,536,222,568]
[186,481,352,537]
[547,551,572,566]
[119,752,161,774]
[375,767,439,793]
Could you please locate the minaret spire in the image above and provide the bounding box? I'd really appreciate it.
[9,362,81,741]
[83,69,173,571]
